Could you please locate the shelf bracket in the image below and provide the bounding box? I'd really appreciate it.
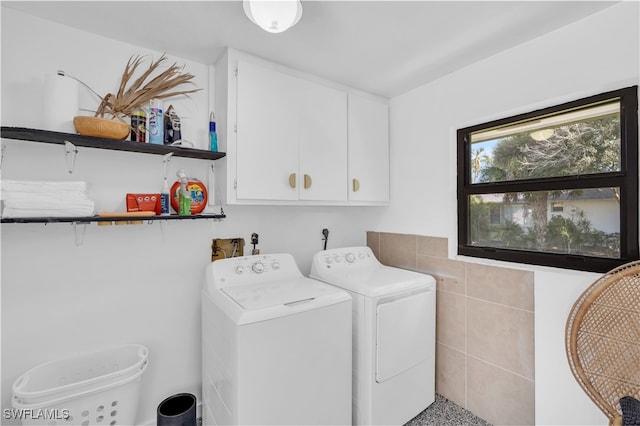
[72,222,87,246]
[163,152,174,177]
[64,140,79,174]
[159,219,167,241]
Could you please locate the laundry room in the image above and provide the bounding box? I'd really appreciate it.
[1,2,639,426]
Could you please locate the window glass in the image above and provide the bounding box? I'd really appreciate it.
[469,188,620,258]
[470,101,621,184]
[457,86,638,272]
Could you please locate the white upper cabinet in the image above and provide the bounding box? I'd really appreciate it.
[216,48,387,206]
[348,93,390,203]
[297,77,347,202]
[235,60,300,201]
[236,60,347,202]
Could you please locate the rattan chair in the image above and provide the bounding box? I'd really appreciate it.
[566,261,640,426]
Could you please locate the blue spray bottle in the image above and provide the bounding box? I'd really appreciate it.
[209,112,218,152]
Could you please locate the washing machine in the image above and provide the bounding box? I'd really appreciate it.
[202,253,352,426]
[310,246,436,426]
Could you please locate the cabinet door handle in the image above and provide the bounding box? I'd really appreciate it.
[353,178,360,192]
[304,174,312,189]
[289,173,296,188]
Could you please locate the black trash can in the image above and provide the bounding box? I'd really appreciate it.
[157,393,196,426]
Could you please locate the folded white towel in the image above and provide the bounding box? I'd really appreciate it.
[3,199,95,211]
[1,206,96,218]
[1,180,88,194]
[1,191,90,202]
[2,197,95,218]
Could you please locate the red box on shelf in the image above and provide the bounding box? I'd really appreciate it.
[126,193,161,215]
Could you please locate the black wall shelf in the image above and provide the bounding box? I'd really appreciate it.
[1,213,226,224]
[1,127,226,160]
[1,127,227,224]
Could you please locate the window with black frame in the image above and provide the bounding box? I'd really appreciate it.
[457,86,638,273]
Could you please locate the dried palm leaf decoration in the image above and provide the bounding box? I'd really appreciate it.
[93,53,200,120]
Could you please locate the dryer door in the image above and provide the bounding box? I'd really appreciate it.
[376,289,435,382]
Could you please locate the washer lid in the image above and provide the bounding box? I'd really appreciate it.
[338,266,433,296]
[222,277,345,310]
[310,247,435,297]
[311,264,434,297]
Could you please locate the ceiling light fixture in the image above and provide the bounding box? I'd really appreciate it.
[530,128,555,141]
[243,0,303,33]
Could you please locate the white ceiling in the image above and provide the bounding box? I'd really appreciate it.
[3,1,618,98]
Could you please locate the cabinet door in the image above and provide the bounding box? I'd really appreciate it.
[348,94,389,202]
[236,60,299,201]
[298,80,347,201]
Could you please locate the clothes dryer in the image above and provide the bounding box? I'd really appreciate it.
[310,247,436,426]
[202,253,352,425]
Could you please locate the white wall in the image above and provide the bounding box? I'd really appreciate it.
[381,3,639,425]
[0,8,384,424]
[3,3,639,426]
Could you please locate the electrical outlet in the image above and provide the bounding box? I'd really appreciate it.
[211,238,245,261]
[321,226,330,250]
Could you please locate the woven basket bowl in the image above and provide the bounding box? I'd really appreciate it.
[73,116,130,140]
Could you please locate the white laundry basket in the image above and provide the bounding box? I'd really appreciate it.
[12,344,148,405]
[11,344,148,426]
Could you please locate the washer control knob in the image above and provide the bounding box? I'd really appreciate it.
[271,261,280,270]
[325,257,333,264]
[358,252,365,259]
[345,253,356,263]
[252,262,265,274]
[235,266,244,275]
[334,255,342,263]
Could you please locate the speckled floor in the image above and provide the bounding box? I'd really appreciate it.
[405,394,493,426]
